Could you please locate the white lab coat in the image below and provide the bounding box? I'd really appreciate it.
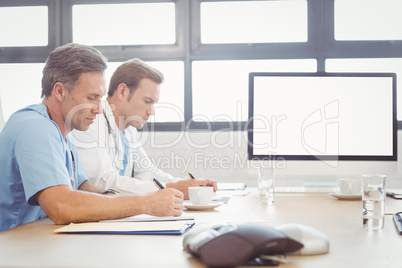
[72,100,177,196]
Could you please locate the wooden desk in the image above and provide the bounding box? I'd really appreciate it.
[1,189,401,268]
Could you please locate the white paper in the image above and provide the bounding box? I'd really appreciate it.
[99,212,194,223]
[54,221,189,233]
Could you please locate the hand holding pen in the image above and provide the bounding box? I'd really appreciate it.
[151,178,184,216]
[188,172,196,180]
[153,178,165,190]
[155,173,217,200]
[187,172,218,192]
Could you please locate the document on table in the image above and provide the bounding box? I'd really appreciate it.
[216,189,250,197]
[217,182,250,197]
[54,221,194,235]
[217,182,247,191]
[99,212,194,223]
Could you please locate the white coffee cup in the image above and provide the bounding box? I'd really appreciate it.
[339,178,362,194]
[188,187,214,206]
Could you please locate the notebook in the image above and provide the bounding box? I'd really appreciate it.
[99,213,194,223]
[54,221,195,235]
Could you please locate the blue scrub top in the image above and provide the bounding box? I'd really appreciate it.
[0,103,88,232]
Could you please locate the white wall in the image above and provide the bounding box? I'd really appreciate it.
[141,130,402,189]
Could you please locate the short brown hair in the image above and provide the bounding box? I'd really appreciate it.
[108,58,164,98]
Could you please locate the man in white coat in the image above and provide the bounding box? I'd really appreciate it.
[73,59,217,199]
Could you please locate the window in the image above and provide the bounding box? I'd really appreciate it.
[0,6,48,47]
[72,3,176,46]
[192,59,316,122]
[335,0,402,41]
[200,0,307,44]
[0,63,44,121]
[149,61,184,123]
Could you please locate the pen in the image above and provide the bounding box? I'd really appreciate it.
[153,178,165,190]
[393,213,402,234]
[188,172,195,180]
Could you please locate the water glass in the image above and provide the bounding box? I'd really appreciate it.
[362,174,386,230]
[257,166,275,205]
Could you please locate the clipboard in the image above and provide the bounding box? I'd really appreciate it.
[54,221,195,235]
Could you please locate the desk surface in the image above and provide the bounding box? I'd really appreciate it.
[1,189,402,268]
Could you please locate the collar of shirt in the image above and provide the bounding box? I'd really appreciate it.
[102,100,125,169]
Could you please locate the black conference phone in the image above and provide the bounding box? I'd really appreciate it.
[182,223,303,267]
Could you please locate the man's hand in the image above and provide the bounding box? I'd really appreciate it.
[167,179,218,200]
[35,185,184,225]
[143,188,184,216]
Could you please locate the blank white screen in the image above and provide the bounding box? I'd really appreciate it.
[251,75,394,158]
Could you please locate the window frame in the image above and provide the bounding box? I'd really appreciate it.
[61,0,185,60]
[0,0,58,63]
[1,0,402,130]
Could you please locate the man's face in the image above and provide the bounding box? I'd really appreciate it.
[62,72,106,132]
[121,78,160,130]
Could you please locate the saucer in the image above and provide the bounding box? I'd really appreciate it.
[184,201,224,211]
[330,192,362,200]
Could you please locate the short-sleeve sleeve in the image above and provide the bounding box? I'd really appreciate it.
[15,119,71,205]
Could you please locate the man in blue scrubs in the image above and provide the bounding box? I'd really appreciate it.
[0,43,184,232]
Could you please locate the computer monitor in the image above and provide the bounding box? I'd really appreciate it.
[247,72,397,187]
